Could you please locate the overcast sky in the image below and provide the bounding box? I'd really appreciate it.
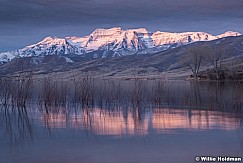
[0,0,243,52]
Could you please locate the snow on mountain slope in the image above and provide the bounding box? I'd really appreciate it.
[151,31,240,46]
[0,27,241,63]
[67,27,152,53]
[20,36,86,56]
[0,52,16,64]
[217,31,240,38]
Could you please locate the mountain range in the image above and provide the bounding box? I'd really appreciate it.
[0,27,240,64]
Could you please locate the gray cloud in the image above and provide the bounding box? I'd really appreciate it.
[1,0,243,24]
[0,0,243,52]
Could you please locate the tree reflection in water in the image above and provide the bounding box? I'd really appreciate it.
[0,79,243,146]
[0,105,33,146]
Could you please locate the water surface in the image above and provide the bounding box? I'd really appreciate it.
[0,80,243,163]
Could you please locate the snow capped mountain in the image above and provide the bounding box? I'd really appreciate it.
[67,27,153,54]
[21,36,85,56]
[0,27,241,63]
[151,31,240,46]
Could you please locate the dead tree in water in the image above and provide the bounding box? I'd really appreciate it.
[42,76,56,107]
[72,72,95,106]
[0,77,13,105]
[15,71,33,106]
[80,73,95,107]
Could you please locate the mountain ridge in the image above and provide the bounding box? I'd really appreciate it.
[0,27,241,63]
[1,35,243,79]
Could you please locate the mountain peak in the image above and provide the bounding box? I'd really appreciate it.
[27,36,68,48]
[42,36,53,41]
[126,28,149,33]
[91,27,123,36]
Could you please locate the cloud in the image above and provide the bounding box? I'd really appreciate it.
[1,0,242,26]
[0,0,242,52]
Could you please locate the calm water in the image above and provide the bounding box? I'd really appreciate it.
[0,80,243,163]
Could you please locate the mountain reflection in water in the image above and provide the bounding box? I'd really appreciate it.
[1,105,240,141]
[40,107,241,134]
[1,80,243,163]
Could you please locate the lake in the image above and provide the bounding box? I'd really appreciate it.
[0,79,243,163]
